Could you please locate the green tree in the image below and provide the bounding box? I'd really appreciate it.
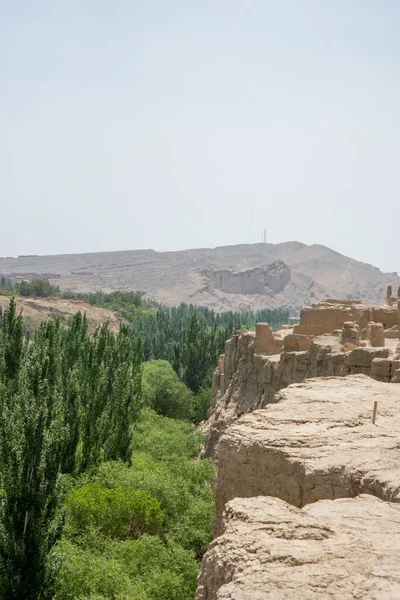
[192,387,212,425]
[16,279,57,298]
[0,301,144,599]
[142,360,193,420]
[51,408,215,600]
[0,296,24,382]
[182,313,203,393]
[0,320,68,600]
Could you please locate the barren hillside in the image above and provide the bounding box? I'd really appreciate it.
[1,242,399,313]
[0,296,126,333]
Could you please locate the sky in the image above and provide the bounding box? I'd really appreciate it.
[1,0,399,272]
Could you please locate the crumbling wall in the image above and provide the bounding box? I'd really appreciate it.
[293,299,398,336]
[202,326,396,459]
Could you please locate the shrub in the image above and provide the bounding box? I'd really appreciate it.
[51,535,198,600]
[53,409,215,600]
[133,407,203,460]
[65,483,164,540]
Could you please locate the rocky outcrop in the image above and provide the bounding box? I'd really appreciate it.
[197,494,400,600]
[208,261,291,296]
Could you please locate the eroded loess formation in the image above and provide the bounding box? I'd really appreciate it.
[197,290,400,599]
[197,495,400,599]
[202,292,400,459]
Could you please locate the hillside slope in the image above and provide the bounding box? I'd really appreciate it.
[0,296,126,333]
[1,243,399,313]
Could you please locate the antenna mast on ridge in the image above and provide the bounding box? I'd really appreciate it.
[263,228,266,243]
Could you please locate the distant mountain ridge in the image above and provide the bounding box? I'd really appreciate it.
[1,242,398,314]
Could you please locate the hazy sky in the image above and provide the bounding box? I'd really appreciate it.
[1,1,399,272]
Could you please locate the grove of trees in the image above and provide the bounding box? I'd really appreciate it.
[0,290,290,599]
[75,293,289,391]
[0,299,143,599]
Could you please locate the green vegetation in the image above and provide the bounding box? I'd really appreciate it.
[52,410,214,600]
[0,282,289,394]
[0,276,15,296]
[17,278,60,297]
[0,289,288,598]
[142,360,193,420]
[0,277,60,297]
[0,299,214,600]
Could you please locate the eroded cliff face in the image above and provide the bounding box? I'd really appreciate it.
[202,328,397,460]
[196,495,400,600]
[197,297,400,598]
[207,261,291,296]
[198,375,400,598]
[213,374,400,535]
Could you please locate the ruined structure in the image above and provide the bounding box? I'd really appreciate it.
[202,295,400,459]
[197,291,400,598]
[293,298,398,336]
[340,320,359,346]
[253,322,283,355]
[368,321,385,347]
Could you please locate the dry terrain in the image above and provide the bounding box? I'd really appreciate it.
[2,242,399,313]
[197,296,400,598]
[0,296,126,333]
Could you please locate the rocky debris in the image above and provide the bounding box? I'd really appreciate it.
[213,375,400,535]
[196,494,400,600]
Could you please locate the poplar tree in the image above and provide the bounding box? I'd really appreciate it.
[0,302,143,599]
[0,319,68,600]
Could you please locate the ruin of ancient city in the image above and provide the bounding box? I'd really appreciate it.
[2,2,400,597]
